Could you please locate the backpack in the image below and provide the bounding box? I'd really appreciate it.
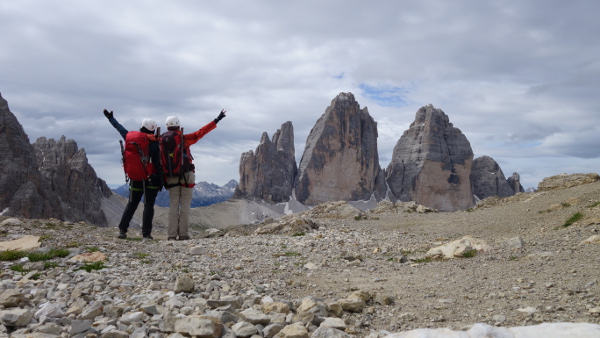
[121,131,156,182]
[160,128,194,179]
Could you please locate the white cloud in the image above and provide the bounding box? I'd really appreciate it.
[2,0,600,190]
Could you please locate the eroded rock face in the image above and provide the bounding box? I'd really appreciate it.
[0,92,111,226]
[471,155,516,200]
[234,121,297,203]
[294,93,386,205]
[386,105,474,211]
[0,93,62,219]
[507,172,524,194]
[34,136,112,226]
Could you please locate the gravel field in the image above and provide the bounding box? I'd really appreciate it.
[1,180,600,337]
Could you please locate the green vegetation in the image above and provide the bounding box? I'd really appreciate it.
[77,261,105,272]
[291,232,306,237]
[10,263,27,273]
[509,256,519,261]
[562,212,583,228]
[588,201,600,208]
[0,248,69,263]
[284,251,300,257]
[86,246,100,253]
[134,252,149,259]
[0,249,27,261]
[462,249,478,258]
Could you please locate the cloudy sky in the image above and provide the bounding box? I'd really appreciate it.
[2,0,599,190]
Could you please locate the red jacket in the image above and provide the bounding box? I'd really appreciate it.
[183,120,217,165]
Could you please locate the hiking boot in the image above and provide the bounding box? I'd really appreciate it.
[178,236,190,240]
[167,237,177,240]
[118,231,127,239]
[143,235,154,240]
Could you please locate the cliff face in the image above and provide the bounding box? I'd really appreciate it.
[386,105,475,211]
[471,155,516,200]
[34,136,112,226]
[234,122,297,203]
[0,92,111,226]
[294,93,386,205]
[0,93,63,220]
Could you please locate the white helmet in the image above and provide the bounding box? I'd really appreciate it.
[165,116,180,128]
[140,118,157,132]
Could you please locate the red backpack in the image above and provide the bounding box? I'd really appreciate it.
[160,129,195,187]
[121,131,156,181]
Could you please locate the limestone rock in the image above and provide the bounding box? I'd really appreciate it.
[0,93,62,220]
[507,172,524,194]
[294,92,386,205]
[538,173,600,191]
[386,105,475,211]
[426,236,491,259]
[235,121,297,203]
[0,93,112,226]
[34,136,112,226]
[471,155,515,199]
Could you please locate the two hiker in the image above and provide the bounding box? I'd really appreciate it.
[105,109,226,240]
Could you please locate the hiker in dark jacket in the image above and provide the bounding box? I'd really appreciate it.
[104,109,162,240]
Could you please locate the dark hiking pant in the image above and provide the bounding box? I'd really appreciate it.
[118,180,159,237]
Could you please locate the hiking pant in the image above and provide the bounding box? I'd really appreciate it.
[166,171,195,238]
[118,180,159,237]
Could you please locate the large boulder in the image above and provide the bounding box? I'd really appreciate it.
[386,105,474,211]
[294,92,386,205]
[234,121,297,202]
[470,155,515,200]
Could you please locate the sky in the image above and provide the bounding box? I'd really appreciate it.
[2,0,600,190]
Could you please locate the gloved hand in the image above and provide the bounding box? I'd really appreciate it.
[149,174,163,190]
[103,109,113,119]
[214,109,226,123]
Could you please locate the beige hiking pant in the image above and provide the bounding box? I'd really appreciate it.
[166,171,195,238]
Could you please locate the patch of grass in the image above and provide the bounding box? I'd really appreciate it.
[291,232,306,237]
[65,242,80,248]
[466,208,475,212]
[39,234,52,241]
[414,257,435,264]
[0,249,27,261]
[285,251,300,257]
[44,262,59,269]
[509,256,519,261]
[588,202,600,208]
[280,244,288,249]
[86,246,100,253]
[10,263,27,273]
[26,248,70,262]
[354,214,367,221]
[134,252,149,259]
[562,212,584,228]
[561,202,571,208]
[77,261,105,272]
[124,237,142,242]
[462,249,478,258]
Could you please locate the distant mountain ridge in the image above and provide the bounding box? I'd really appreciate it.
[113,180,238,207]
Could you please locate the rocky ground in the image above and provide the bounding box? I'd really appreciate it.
[1,178,600,337]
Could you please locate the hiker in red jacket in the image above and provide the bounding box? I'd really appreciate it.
[104,109,162,240]
[161,110,226,240]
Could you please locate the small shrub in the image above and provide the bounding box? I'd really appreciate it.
[0,250,27,261]
[588,202,600,208]
[462,249,477,258]
[285,251,300,257]
[86,247,100,253]
[509,256,519,261]
[291,232,306,237]
[27,252,53,262]
[562,212,583,228]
